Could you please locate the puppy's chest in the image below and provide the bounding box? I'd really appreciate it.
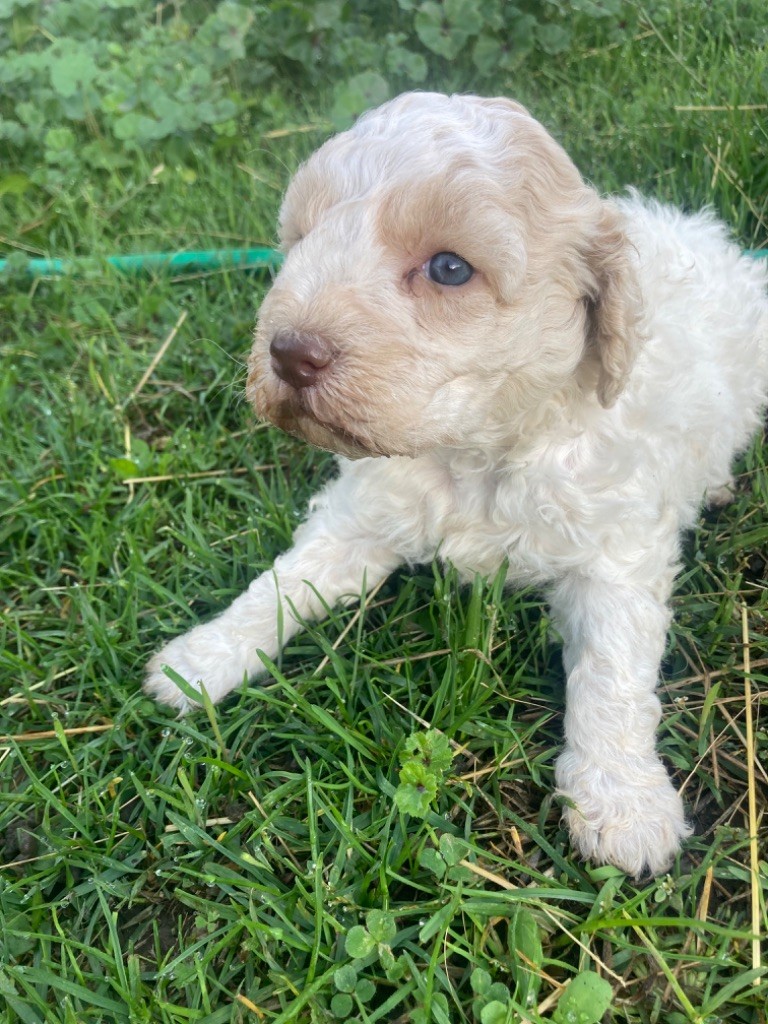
[432,459,615,583]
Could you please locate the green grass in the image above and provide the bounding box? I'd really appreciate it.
[1,4,767,1023]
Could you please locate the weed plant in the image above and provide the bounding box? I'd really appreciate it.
[1,2,767,1023]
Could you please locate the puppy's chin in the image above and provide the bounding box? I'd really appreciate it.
[251,392,389,460]
[278,411,386,461]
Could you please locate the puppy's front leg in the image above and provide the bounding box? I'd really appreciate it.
[144,494,402,712]
[547,576,691,876]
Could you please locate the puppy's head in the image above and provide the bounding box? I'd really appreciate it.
[247,92,642,459]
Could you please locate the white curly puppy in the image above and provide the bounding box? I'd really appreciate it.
[146,92,768,876]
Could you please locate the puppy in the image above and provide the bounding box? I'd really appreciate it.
[145,92,768,876]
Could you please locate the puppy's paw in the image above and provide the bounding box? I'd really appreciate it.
[556,754,692,877]
[144,621,250,712]
[706,477,735,507]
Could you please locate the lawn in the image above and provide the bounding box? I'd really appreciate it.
[1,2,767,1023]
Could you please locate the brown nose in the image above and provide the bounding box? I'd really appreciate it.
[269,330,334,389]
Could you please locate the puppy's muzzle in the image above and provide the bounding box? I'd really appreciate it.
[269,329,334,390]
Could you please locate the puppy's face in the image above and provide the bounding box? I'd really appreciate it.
[247,92,639,458]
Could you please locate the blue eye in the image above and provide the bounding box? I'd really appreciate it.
[425,251,474,286]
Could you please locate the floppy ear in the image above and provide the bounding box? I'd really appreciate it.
[581,202,644,408]
[471,97,645,407]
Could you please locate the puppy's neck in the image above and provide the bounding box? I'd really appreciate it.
[470,374,601,462]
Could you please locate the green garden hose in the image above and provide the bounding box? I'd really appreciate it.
[0,247,282,278]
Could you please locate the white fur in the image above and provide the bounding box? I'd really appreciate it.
[145,92,768,877]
